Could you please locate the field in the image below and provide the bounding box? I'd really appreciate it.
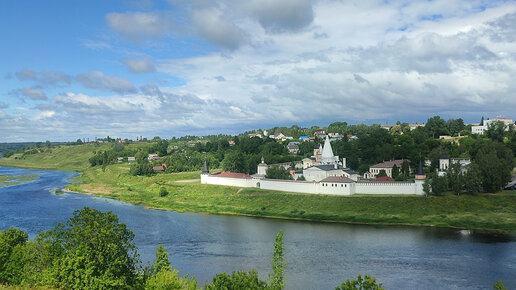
[0,144,111,171]
[66,163,516,233]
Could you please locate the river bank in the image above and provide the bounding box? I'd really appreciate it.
[58,163,516,233]
[1,150,516,233]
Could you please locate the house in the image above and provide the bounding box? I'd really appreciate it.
[328,133,340,138]
[271,132,286,141]
[228,140,236,146]
[117,157,124,163]
[364,159,408,179]
[248,133,262,138]
[438,151,471,176]
[314,131,327,139]
[472,117,514,134]
[287,144,299,154]
[153,165,165,172]
[128,157,136,162]
[148,154,160,161]
[299,136,309,142]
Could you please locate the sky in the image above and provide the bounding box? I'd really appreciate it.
[1,0,516,142]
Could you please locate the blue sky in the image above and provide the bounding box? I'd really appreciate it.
[1,0,516,142]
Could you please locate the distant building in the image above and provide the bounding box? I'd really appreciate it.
[299,136,309,142]
[153,165,164,172]
[314,131,327,139]
[128,157,136,162]
[148,154,160,161]
[438,151,471,176]
[472,117,514,134]
[248,133,262,138]
[364,159,408,179]
[287,144,299,154]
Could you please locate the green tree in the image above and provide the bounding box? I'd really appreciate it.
[475,141,514,192]
[447,163,464,195]
[221,150,247,173]
[50,207,141,289]
[391,165,399,179]
[207,270,267,290]
[423,177,432,196]
[145,270,197,290]
[376,169,387,178]
[494,280,507,290]
[0,228,28,284]
[297,175,306,181]
[431,175,448,195]
[425,116,449,138]
[335,274,384,290]
[269,231,286,290]
[485,121,506,142]
[159,187,169,197]
[401,160,410,177]
[152,245,171,275]
[463,163,482,194]
[266,166,294,180]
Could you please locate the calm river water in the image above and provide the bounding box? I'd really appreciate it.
[0,166,515,289]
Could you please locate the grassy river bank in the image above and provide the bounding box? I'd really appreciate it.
[1,147,516,233]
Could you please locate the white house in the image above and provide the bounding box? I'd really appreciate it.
[438,151,471,176]
[472,117,514,134]
[364,159,408,179]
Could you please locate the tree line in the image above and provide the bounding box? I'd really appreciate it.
[0,208,391,289]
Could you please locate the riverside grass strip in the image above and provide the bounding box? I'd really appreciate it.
[65,163,516,233]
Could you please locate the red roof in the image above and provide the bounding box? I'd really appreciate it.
[320,176,355,183]
[213,171,252,179]
[375,176,395,182]
[153,165,164,171]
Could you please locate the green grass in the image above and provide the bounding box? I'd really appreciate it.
[0,144,111,171]
[0,174,38,188]
[65,163,516,233]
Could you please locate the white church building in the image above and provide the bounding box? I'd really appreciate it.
[201,136,427,196]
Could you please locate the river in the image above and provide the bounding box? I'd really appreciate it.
[0,166,515,289]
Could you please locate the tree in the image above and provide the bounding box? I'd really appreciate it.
[475,141,514,192]
[485,121,506,142]
[207,270,267,290]
[297,175,306,181]
[336,274,384,290]
[0,228,28,284]
[463,163,482,194]
[391,165,399,179]
[425,116,449,138]
[431,175,448,195]
[159,187,169,197]
[146,270,197,290]
[266,166,293,180]
[376,169,387,178]
[130,151,154,176]
[494,280,507,290]
[269,231,286,290]
[152,245,171,276]
[401,160,410,177]
[423,176,432,196]
[221,150,247,173]
[447,163,463,195]
[49,207,141,289]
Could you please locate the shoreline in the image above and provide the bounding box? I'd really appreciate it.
[2,164,515,234]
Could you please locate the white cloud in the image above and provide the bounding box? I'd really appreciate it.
[191,8,244,50]
[106,12,172,42]
[123,56,156,73]
[14,70,71,85]
[76,71,137,94]
[243,0,314,33]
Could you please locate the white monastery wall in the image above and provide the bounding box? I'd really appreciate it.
[201,175,256,187]
[260,179,319,194]
[355,182,423,195]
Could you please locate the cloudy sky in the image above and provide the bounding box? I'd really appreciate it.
[1,0,516,142]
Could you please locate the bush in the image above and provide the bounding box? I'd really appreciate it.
[159,187,169,197]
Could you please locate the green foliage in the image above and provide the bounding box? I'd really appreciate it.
[486,121,506,142]
[335,274,384,290]
[221,150,247,173]
[207,270,268,290]
[130,151,155,176]
[152,245,172,275]
[0,228,28,284]
[430,175,448,196]
[269,231,286,290]
[145,269,198,290]
[493,280,507,290]
[391,165,399,179]
[297,175,306,181]
[376,170,387,178]
[159,187,169,197]
[266,166,293,180]
[475,141,514,192]
[49,207,141,289]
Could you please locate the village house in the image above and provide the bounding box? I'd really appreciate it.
[287,143,299,154]
[471,117,514,134]
[314,131,327,139]
[363,159,408,179]
[128,157,136,162]
[437,151,471,176]
[148,154,160,161]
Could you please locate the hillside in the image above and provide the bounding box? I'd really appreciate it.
[0,143,110,171]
